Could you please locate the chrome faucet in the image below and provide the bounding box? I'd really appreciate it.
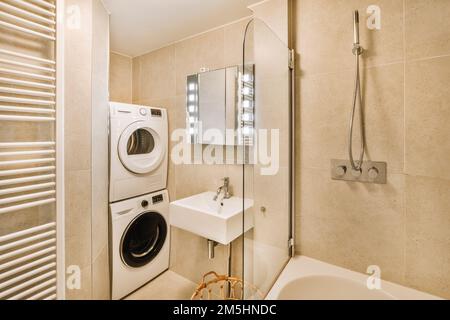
[213,177,232,201]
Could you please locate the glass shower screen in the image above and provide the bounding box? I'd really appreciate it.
[241,18,292,299]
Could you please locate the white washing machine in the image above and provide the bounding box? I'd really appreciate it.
[110,190,170,300]
[109,102,168,203]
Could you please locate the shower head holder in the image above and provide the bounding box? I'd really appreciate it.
[352,44,364,56]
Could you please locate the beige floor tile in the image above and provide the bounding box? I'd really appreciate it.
[125,271,197,300]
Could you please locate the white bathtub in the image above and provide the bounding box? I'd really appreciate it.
[266,256,442,300]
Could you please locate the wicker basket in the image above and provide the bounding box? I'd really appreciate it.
[191,271,263,300]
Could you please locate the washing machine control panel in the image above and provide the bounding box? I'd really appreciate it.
[150,109,162,117]
[138,108,162,118]
[152,194,164,204]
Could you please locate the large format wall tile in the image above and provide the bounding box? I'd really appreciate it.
[65,0,93,74]
[405,176,450,299]
[405,0,450,61]
[92,245,110,300]
[363,63,405,172]
[224,18,253,66]
[250,0,289,46]
[298,168,405,283]
[132,56,141,103]
[65,233,92,274]
[65,265,92,300]
[299,71,354,169]
[296,0,404,76]
[174,29,225,96]
[405,56,450,180]
[174,164,226,201]
[64,0,112,299]
[140,46,176,102]
[65,170,92,240]
[91,1,110,300]
[299,63,404,172]
[170,227,228,283]
[65,58,92,172]
[65,170,92,298]
[64,1,94,301]
[110,52,132,103]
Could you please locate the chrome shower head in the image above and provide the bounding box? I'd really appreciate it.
[352,10,363,56]
[354,10,360,23]
[353,10,360,45]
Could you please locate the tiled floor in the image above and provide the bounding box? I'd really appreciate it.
[125,270,197,300]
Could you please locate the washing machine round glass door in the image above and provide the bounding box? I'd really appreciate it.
[120,211,167,268]
[118,121,165,174]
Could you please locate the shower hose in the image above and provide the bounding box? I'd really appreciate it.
[348,51,365,171]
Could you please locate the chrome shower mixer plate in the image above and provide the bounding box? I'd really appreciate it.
[331,160,387,184]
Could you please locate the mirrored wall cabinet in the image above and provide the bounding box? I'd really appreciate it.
[186,65,255,146]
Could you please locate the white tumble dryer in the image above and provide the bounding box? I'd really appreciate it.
[110,190,170,300]
[109,102,168,202]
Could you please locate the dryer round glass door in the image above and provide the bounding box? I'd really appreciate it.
[118,121,166,174]
[120,212,168,268]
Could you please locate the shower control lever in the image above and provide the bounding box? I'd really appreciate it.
[368,167,379,180]
[331,160,387,184]
[335,165,347,176]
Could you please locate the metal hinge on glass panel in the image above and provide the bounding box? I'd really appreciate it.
[288,49,295,70]
[288,238,295,257]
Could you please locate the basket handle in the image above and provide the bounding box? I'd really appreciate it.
[201,271,222,284]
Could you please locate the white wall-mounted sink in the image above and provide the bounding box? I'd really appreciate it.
[170,192,254,245]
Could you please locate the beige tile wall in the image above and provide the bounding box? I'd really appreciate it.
[91,0,110,300]
[109,52,132,103]
[64,0,109,300]
[250,0,289,47]
[295,0,450,299]
[64,0,93,300]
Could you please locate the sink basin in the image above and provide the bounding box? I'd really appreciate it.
[170,192,254,245]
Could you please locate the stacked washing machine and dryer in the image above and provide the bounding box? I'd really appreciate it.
[109,102,170,300]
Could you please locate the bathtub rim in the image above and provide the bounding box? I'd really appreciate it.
[265,256,443,300]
